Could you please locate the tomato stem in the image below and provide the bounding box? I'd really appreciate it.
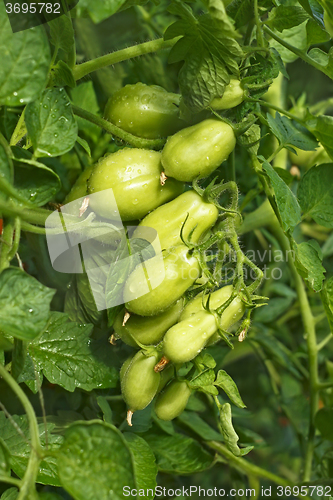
[73,38,179,81]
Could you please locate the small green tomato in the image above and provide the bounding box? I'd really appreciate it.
[210,79,244,110]
[154,380,192,421]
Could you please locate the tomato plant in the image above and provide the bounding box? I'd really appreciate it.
[1,1,333,499]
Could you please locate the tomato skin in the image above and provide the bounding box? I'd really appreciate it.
[154,380,192,421]
[124,245,201,316]
[161,119,236,182]
[87,148,184,221]
[133,190,219,250]
[163,310,218,364]
[210,79,244,110]
[64,165,95,204]
[157,364,175,393]
[113,299,183,348]
[121,350,160,412]
[289,145,329,170]
[181,285,245,346]
[104,83,186,139]
[120,353,136,383]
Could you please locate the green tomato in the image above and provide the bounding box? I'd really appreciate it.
[88,148,184,221]
[121,350,160,412]
[104,83,186,139]
[210,79,244,110]
[161,119,236,182]
[124,245,201,316]
[119,353,136,383]
[289,145,330,170]
[113,299,183,348]
[157,364,175,393]
[64,165,94,204]
[133,190,219,250]
[163,310,218,364]
[154,380,192,421]
[181,285,245,346]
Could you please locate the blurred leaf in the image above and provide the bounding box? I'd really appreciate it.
[71,82,101,142]
[320,276,333,332]
[267,6,309,32]
[144,432,214,474]
[0,489,18,500]
[298,164,333,227]
[57,421,136,500]
[254,297,294,323]
[124,433,157,498]
[315,408,333,440]
[293,239,326,292]
[177,411,224,441]
[0,413,62,486]
[49,15,75,57]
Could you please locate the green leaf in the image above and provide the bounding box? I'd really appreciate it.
[25,88,78,158]
[306,18,330,45]
[307,46,333,79]
[215,370,246,408]
[76,136,91,157]
[64,274,104,326]
[0,489,18,500]
[267,6,309,32]
[57,421,136,500]
[28,312,118,392]
[298,0,324,25]
[165,0,243,112]
[269,21,308,64]
[219,402,241,456]
[298,164,333,227]
[177,411,224,441]
[0,268,55,341]
[322,231,333,258]
[76,0,131,23]
[227,0,272,29]
[49,15,75,56]
[266,113,318,153]
[96,396,113,424]
[0,412,63,486]
[13,157,61,206]
[237,124,261,155]
[253,331,302,378]
[143,432,214,474]
[124,433,157,498]
[261,159,301,232]
[71,82,101,142]
[320,277,333,332]
[0,440,11,476]
[189,369,219,395]
[306,114,333,160]
[254,296,294,323]
[0,3,50,106]
[315,408,333,440]
[293,240,326,292]
[50,61,76,89]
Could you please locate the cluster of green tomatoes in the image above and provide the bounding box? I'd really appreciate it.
[66,80,249,425]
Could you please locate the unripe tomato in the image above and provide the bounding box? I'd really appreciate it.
[289,145,329,170]
[119,353,136,383]
[104,83,186,139]
[155,380,192,421]
[87,148,183,221]
[157,364,175,393]
[181,286,246,346]
[161,119,236,182]
[64,165,95,204]
[113,299,183,348]
[133,190,219,250]
[210,79,244,110]
[162,310,218,364]
[124,245,201,316]
[121,350,160,412]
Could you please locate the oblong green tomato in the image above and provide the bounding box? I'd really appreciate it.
[64,165,95,204]
[113,299,183,348]
[289,145,329,170]
[104,83,186,139]
[181,286,245,346]
[154,380,192,421]
[161,119,236,182]
[163,310,218,364]
[87,148,184,221]
[157,364,175,393]
[133,190,219,250]
[210,79,244,110]
[124,245,201,316]
[119,353,136,383]
[121,350,160,412]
